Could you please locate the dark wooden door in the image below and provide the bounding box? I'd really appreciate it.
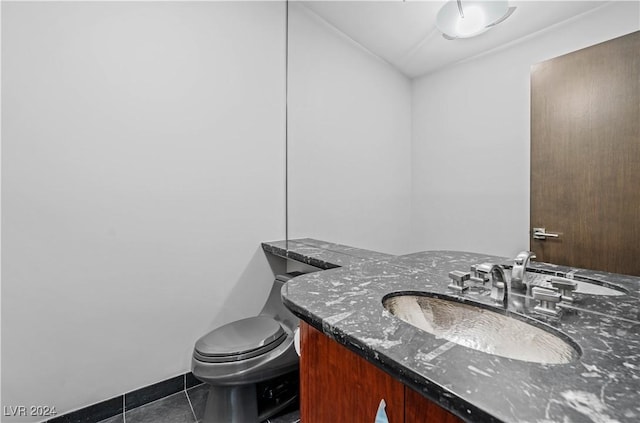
[530,31,640,276]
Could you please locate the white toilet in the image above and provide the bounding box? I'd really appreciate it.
[192,273,302,422]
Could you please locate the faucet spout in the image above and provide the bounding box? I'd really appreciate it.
[488,265,508,309]
[511,251,537,294]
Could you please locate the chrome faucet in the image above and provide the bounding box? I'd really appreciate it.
[506,251,537,312]
[511,251,537,294]
[472,253,537,311]
[488,265,508,309]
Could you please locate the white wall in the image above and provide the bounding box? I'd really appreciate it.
[411,1,640,257]
[1,2,285,420]
[3,0,638,418]
[288,3,413,256]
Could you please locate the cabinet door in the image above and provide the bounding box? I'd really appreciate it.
[299,322,405,422]
[405,387,463,423]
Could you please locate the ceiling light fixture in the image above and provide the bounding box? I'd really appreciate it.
[436,0,516,40]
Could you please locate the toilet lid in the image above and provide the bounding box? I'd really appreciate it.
[194,316,286,362]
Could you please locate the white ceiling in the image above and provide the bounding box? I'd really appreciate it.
[299,0,610,78]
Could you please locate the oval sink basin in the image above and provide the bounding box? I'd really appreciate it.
[383,293,580,364]
[526,272,627,296]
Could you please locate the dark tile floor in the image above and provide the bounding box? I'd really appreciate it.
[96,384,300,423]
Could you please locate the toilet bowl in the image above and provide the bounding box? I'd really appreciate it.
[192,272,302,423]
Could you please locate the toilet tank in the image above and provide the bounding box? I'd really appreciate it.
[259,272,305,329]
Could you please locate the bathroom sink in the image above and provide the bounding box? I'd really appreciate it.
[383,293,580,364]
[526,272,627,296]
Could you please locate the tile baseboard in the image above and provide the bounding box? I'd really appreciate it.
[46,372,204,423]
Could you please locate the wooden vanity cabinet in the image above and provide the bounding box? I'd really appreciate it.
[299,322,463,422]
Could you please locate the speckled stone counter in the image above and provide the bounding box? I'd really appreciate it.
[262,239,640,423]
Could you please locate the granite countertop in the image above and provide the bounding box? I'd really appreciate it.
[263,238,640,423]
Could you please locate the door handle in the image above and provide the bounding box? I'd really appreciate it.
[533,227,560,240]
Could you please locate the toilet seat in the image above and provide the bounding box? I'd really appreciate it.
[194,316,286,363]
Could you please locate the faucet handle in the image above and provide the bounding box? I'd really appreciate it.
[532,286,562,317]
[470,263,492,284]
[448,271,470,292]
[550,277,577,303]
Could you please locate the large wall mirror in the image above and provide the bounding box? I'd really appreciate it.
[287,1,640,270]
